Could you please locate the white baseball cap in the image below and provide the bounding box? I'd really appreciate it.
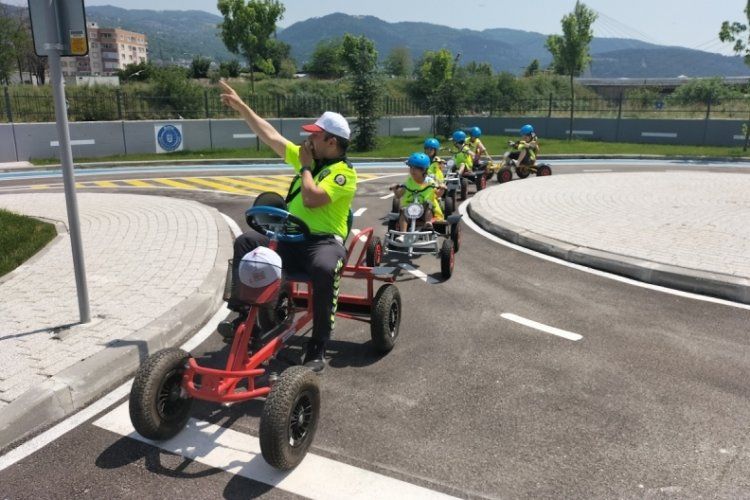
[302,111,351,140]
[238,247,282,288]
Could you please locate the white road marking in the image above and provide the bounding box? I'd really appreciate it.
[399,263,439,284]
[94,404,457,500]
[350,228,368,242]
[582,169,612,172]
[459,201,750,311]
[501,313,583,341]
[353,207,367,217]
[380,192,395,199]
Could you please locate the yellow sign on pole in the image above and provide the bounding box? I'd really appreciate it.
[70,30,86,55]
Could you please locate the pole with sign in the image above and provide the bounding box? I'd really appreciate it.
[28,0,90,323]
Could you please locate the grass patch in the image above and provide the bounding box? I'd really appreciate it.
[30,135,750,166]
[0,209,57,277]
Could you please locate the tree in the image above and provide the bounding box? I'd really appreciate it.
[340,34,381,152]
[524,59,540,77]
[219,59,241,78]
[384,47,412,77]
[218,0,285,93]
[720,1,750,150]
[720,1,750,65]
[410,49,463,136]
[304,38,345,78]
[546,1,597,140]
[189,56,211,79]
[117,61,154,82]
[267,39,295,77]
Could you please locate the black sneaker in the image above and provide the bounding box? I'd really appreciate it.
[301,340,326,373]
[217,312,248,341]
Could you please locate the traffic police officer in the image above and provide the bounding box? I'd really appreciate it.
[218,80,357,372]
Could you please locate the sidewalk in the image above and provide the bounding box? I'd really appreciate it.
[0,192,232,451]
[468,171,750,304]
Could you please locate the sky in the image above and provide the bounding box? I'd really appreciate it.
[5,0,747,56]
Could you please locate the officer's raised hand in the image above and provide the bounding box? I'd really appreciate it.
[219,80,246,114]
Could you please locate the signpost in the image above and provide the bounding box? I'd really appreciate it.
[28,0,90,323]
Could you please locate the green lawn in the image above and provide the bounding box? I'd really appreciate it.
[0,209,57,277]
[29,136,750,166]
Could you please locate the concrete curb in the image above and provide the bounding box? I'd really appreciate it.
[0,207,233,453]
[467,202,750,305]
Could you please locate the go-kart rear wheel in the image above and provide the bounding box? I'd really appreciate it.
[460,179,468,200]
[444,196,455,217]
[370,284,401,353]
[451,222,461,253]
[391,196,400,214]
[516,164,531,179]
[258,280,294,333]
[260,366,320,471]
[129,348,193,441]
[439,239,454,279]
[497,167,512,184]
[478,174,487,190]
[366,235,383,267]
[536,164,552,176]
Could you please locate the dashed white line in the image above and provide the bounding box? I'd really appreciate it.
[582,169,612,172]
[398,263,439,284]
[353,207,367,217]
[380,193,395,199]
[501,313,583,341]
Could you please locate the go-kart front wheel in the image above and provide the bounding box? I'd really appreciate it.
[439,239,454,279]
[497,167,513,184]
[459,179,468,200]
[370,284,401,353]
[259,366,320,471]
[536,164,552,176]
[475,174,487,191]
[129,348,193,441]
[366,235,383,267]
[451,222,461,253]
[444,196,455,217]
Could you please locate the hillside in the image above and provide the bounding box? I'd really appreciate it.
[5,4,748,78]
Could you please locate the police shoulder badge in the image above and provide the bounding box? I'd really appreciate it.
[334,174,346,186]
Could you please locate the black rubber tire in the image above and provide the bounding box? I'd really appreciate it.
[391,196,400,214]
[516,164,531,179]
[129,348,193,441]
[536,164,552,176]
[497,167,512,184]
[440,239,454,279]
[451,191,458,208]
[451,222,461,253]
[444,196,455,217]
[370,284,401,353]
[460,179,468,200]
[259,366,320,471]
[366,236,383,267]
[258,280,294,333]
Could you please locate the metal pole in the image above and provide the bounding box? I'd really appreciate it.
[3,86,12,122]
[45,0,90,323]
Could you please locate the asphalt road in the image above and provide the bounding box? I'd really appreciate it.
[1,160,748,499]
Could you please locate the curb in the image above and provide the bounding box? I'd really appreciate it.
[467,202,750,305]
[0,206,233,453]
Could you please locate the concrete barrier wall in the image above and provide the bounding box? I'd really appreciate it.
[0,124,17,162]
[4,116,747,161]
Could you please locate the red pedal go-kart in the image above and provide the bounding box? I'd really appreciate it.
[496,142,552,183]
[128,199,401,471]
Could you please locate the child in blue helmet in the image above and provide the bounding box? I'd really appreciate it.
[466,126,490,165]
[450,130,474,177]
[505,124,539,167]
[423,137,446,185]
[390,152,444,231]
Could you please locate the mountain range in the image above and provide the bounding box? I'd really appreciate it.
[8,3,750,78]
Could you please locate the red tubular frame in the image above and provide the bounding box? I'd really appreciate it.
[182,226,394,404]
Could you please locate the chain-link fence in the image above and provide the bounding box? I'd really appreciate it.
[3,86,750,123]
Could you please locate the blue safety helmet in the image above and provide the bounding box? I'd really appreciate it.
[406,152,431,169]
[452,130,467,143]
[423,138,440,150]
[520,124,534,136]
[469,126,482,138]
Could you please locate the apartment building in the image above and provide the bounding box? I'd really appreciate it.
[61,22,148,77]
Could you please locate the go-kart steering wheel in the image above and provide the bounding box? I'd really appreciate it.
[245,206,310,243]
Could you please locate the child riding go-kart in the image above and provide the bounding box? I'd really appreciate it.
[466,126,501,181]
[497,124,552,183]
[423,137,458,216]
[128,193,402,471]
[385,153,461,279]
[444,130,490,200]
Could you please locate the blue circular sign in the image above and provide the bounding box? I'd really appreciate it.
[157,124,182,152]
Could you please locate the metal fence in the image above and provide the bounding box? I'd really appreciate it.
[3,86,750,123]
